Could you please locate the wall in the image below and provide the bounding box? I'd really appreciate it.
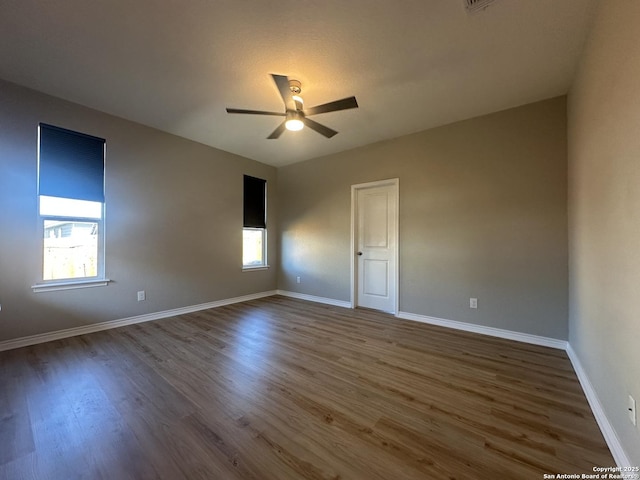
[278,97,568,339]
[0,79,277,342]
[568,0,640,465]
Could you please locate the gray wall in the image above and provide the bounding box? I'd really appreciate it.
[0,80,569,346]
[568,0,640,465]
[0,79,277,342]
[278,97,568,340]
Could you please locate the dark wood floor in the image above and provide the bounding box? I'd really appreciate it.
[0,296,613,479]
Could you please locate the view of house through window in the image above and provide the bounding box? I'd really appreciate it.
[41,196,102,280]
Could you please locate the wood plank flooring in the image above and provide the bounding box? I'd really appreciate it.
[0,296,614,479]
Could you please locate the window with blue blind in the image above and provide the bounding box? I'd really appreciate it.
[35,123,108,287]
[243,175,267,269]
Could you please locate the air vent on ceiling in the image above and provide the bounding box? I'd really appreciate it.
[464,0,497,14]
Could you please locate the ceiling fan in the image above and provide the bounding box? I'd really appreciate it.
[226,74,359,139]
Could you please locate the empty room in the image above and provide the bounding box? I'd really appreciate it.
[1,0,639,478]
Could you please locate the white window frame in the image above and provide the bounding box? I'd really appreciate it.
[242,226,268,271]
[33,197,109,292]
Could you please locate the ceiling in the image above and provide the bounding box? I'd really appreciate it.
[0,0,597,167]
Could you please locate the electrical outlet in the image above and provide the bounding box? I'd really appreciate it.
[629,395,637,426]
[137,290,146,302]
[470,298,478,309]
[296,276,301,284]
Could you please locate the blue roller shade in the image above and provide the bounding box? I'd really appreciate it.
[38,123,105,202]
[243,175,266,228]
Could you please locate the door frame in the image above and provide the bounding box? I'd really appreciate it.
[350,178,399,314]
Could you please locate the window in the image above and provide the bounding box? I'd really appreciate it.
[243,175,267,269]
[36,124,106,287]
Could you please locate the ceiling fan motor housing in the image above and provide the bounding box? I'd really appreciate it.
[289,79,301,95]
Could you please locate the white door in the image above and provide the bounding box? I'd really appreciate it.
[353,180,398,313]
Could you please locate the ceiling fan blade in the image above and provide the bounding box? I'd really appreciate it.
[267,121,287,139]
[271,74,296,111]
[303,117,338,138]
[304,96,359,116]
[226,108,285,116]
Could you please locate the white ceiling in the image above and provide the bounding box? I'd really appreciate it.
[0,0,597,167]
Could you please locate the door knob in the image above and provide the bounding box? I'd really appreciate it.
[357,252,363,256]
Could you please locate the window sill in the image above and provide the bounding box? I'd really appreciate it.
[32,278,112,293]
[242,265,270,272]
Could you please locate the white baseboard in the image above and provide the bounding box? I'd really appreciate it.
[272,296,567,351]
[566,345,632,468]
[276,290,352,309]
[0,290,277,352]
[397,311,568,350]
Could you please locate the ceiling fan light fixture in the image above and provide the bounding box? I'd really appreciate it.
[285,111,304,131]
[285,119,304,131]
